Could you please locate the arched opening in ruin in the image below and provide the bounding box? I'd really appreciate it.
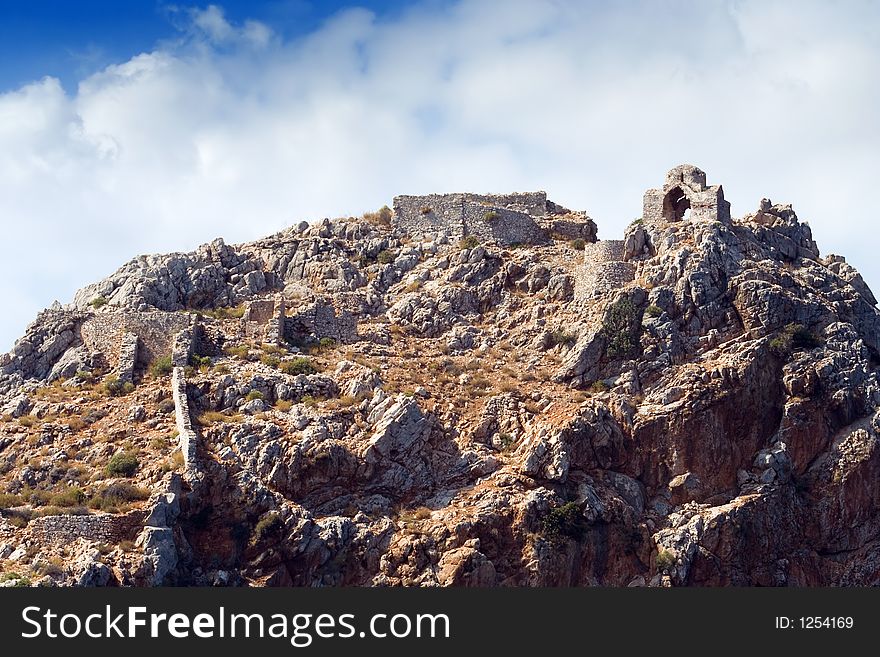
[662,186,691,222]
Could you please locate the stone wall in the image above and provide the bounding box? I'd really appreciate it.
[116,333,139,384]
[28,509,146,544]
[392,192,550,245]
[241,297,286,346]
[642,164,731,224]
[172,366,201,482]
[80,311,194,369]
[285,300,359,344]
[574,240,635,300]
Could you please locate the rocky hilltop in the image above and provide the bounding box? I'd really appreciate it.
[1,164,879,587]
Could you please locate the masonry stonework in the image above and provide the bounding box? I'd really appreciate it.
[172,366,201,482]
[393,192,551,245]
[29,509,146,544]
[80,311,194,370]
[642,164,731,224]
[574,240,636,300]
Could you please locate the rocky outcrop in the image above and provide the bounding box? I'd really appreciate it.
[3,166,880,588]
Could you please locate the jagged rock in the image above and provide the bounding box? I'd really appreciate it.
[3,165,880,588]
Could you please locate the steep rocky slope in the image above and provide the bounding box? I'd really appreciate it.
[1,165,878,587]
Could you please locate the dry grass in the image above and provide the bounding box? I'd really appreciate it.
[196,411,243,427]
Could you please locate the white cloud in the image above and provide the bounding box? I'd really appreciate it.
[1,0,879,350]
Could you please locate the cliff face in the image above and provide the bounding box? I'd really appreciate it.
[1,165,879,587]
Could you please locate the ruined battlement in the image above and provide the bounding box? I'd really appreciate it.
[642,164,731,224]
[392,191,554,245]
[574,240,635,300]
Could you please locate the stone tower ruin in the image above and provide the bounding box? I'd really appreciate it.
[642,164,730,224]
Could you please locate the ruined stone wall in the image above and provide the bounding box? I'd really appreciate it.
[241,297,286,346]
[574,240,635,300]
[80,312,194,369]
[392,192,549,245]
[172,366,200,482]
[117,333,139,384]
[642,164,731,224]
[461,201,547,245]
[28,509,146,544]
[285,300,359,344]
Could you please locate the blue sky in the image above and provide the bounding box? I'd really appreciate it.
[0,0,413,92]
[1,0,879,351]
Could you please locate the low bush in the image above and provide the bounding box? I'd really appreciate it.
[484,210,501,222]
[280,358,318,376]
[548,330,577,348]
[150,355,174,377]
[459,235,480,250]
[252,511,284,544]
[656,548,676,571]
[106,451,139,478]
[90,296,108,309]
[89,482,148,511]
[199,304,245,320]
[224,345,250,359]
[189,354,213,370]
[48,486,86,508]
[102,376,134,397]
[0,493,24,509]
[645,304,663,318]
[569,238,586,251]
[542,502,587,541]
[588,380,610,393]
[245,390,265,402]
[363,205,393,228]
[770,323,823,356]
[600,297,640,358]
[377,250,396,265]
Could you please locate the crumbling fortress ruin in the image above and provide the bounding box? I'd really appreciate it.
[3,163,880,588]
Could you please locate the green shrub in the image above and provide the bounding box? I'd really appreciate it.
[484,210,501,222]
[645,304,663,318]
[377,250,396,265]
[48,487,86,508]
[569,238,586,251]
[318,337,337,351]
[245,390,265,402]
[224,345,250,359]
[0,493,24,509]
[189,354,213,369]
[102,376,135,397]
[150,355,174,377]
[656,548,676,571]
[106,451,139,478]
[199,304,246,320]
[459,235,480,250]
[788,323,822,349]
[89,296,108,309]
[770,323,822,356]
[600,297,640,358]
[548,330,577,348]
[74,370,95,383]
[542,502,586,541]
[260,354,280,368]
[588,380,610,393]
[89,482,148,511]
[280,358,318,376]
[0,573,32,587]
[252,511,284,543]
